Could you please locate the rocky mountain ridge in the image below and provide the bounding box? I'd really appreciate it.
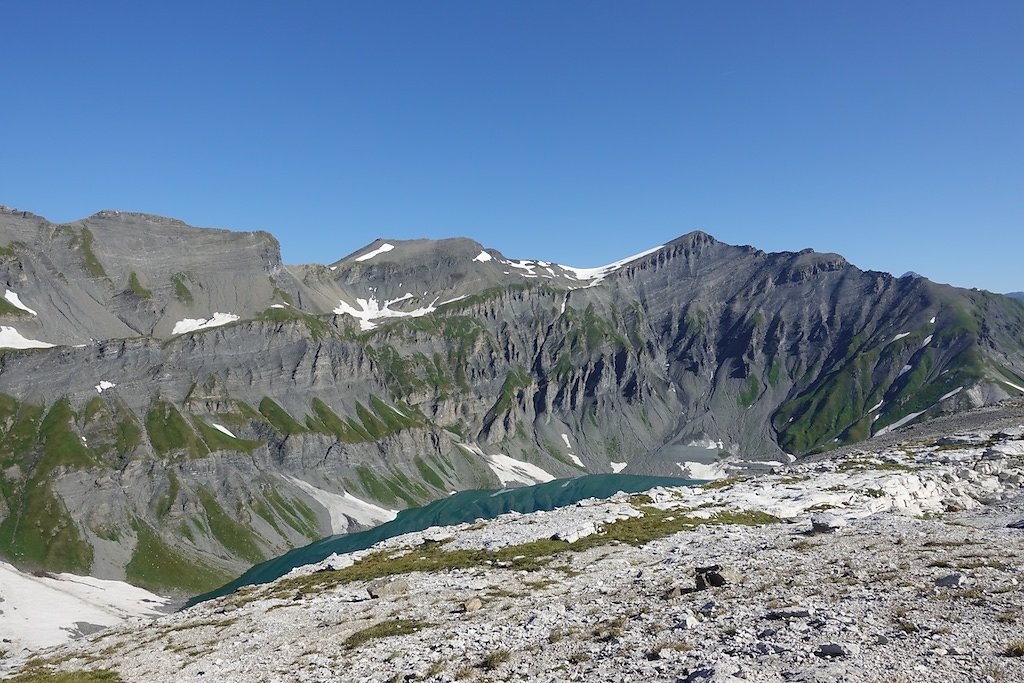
[2,205,1024,595]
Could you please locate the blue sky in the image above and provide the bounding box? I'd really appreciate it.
[1,1,1021,292]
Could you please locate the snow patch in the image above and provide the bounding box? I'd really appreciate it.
[559,245,664,287]
[897,364,912,378]
[875,410,926,436]
[458,443,554,486]
[172,312,239,335]
[4,289,37,315]
[94,380,116,394]
[210,423,237,438]
[939,386,963,402]
[0,559,170,653]
[999,379,1024,394]
[891,332,910,342]
[270,304,285,309]
[610,461,627,473]
[675,460,727,480]
[334,295,440,331]
[930,316,936,324]
[284,476,397,534]
[0,326,54,349]
[472,250,492,262]
[354,243,395,262]
[484,453,556,485]
[921,335,933,347]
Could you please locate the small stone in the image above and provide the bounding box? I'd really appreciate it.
[935,573,965,588]
[367,577,411,598]
[463,596,483,613]
[766,607,813,620]
[815,642,860,658]
[694,565,742,590]
[810,514,847,533]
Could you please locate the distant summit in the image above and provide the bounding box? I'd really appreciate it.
[1007,292,1024,300]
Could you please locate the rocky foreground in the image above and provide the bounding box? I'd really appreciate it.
[8,424,1024,683]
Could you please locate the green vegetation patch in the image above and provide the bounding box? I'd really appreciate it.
[125,518,231,594]
[258,398,306,436]
[39,398,95,470]
[194,418,263,454]
[127,272,152,299]
[170,273,194,305]
[257,306,330,341]
[72,227,108,280]
[343,619,434,650]
[145,401,208,459]
[196,488,265,565]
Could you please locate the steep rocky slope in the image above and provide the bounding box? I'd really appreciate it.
[7,409,1024,682]
[2,205,1024,595]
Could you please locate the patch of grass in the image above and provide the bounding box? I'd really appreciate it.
[480,649,511,670]
[75,227,109,280]
[125,518,231,594]
[738,375,761,407]
[145,401,207,459]
[1004,640,1024,657]
[258,398,307,436]
[414,456,445,489]
[256,307,331,341]
[343,619,433,650]
[127,272,152,299]
[194,418,262,454]
[197,488,265,564]
[170,273,194,304]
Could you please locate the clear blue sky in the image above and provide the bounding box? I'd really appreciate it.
[1,1,1021,292]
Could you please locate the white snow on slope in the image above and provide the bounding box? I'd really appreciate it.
[560,433,586,468]
[210,423,236,438]
[939,386,964,402]
[284,476,397,534]
[0,325,54,349]
[897,364,912,378]
[559,245,664,286]
[891,332,910,342]
[875,410,926,436]
[610,461,627,473]
[472,250,492,262]
[869,399,884,412]
[171,312,239,335]
[485,453,556,485]
[333,295,439,331]
[4,289,37,315]
[1000,379,1024,394]
[458,443,555,486]
[921,335,933,347]
[930,316,936,324]
[94,381,116,394]
[675,460,727,481]
[355,243,395,262]
[0,559,169,654]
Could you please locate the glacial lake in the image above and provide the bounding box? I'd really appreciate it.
[188,473,700,606]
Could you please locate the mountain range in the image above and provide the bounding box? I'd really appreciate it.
[2,204,1024,595]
